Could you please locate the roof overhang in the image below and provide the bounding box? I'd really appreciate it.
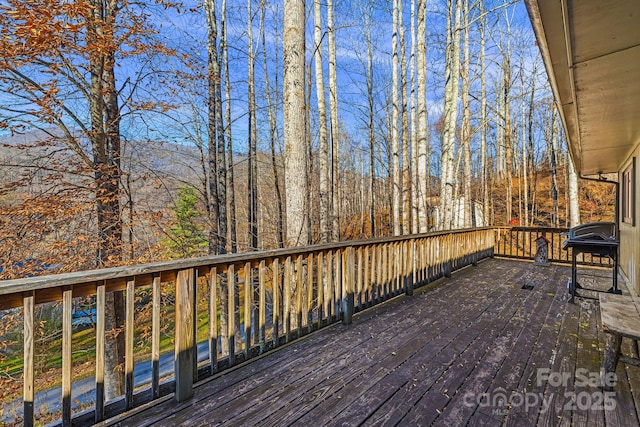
[524,0,640,175]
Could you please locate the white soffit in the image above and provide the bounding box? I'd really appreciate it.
[525,0,640,175]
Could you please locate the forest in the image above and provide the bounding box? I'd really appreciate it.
[0,0,616,277]
[0,0,619,421]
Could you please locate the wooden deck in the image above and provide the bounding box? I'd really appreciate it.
[104,258,640,426]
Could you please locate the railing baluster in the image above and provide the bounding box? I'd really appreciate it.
[95,283,106,421]
[23,291,34,427]
[371,245,378,303]
[362,246,369,306]
[342,247,354,325]
[244,262,252,360]
[296,255,303,336]
[395,243,401,294]
[317,252,324,327]
[259,260,266,352]
[125,278,135,409]
[284,256,291,342]
[272,258,280,348]
[326,251,333,320]
[209,268,217,374]
[62,287,72,426]
[334,249,341,316]
[356,248,363,309]
[227,264,236,365]
[382,244,388,298]
[306,253,313,332]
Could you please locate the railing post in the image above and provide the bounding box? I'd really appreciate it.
[23,291,35,427]
[342,247,355,325]
[175,268,196,402]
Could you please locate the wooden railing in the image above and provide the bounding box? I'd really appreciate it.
[0,228,495,427]
[493,226,614,267]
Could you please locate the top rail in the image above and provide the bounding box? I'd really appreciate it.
[0,227,495,307]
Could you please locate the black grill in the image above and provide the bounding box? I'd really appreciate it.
[563,222,619,302]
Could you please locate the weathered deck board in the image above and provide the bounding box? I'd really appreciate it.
[106,259,640,427]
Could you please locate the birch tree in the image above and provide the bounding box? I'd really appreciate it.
[328,0,340,241]
[247,0,258,250]
[261,2,285,248]
[283,0,308,246]
[416,0,429,231]
[410,0,419,233]
[549,109,560,227]
[391,0,401,236]
[479,5,489,225]
[440,0,462,230]
[204,0,227,255]
[222,0,238,252]
[399,0,411,234]
[314,0,331,243]
[460,0,472,227]
[568,155,581,226]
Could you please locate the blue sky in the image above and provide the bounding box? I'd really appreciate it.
[1,0,553,178]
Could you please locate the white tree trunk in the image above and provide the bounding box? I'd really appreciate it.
[440,0,461,230]
[328,0,340,241]
[410,0,418,234]
[391,0,401,236]
[568,155,581,227]
[247,0,258,249]
[314,0,330,243]
[503,58,513,225]
[283,0,308,246]
[399,0,410,234]
[461,0,472,228]
[416,0,428,232]
[480,9,489,226]
[550,110,560,227]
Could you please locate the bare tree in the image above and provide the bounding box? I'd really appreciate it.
[440,0,461,230]
[222,0,237,253]
[479,4,489,225]
[460,0,472,227]
[391,0,401,235]
[328,0,340,241]
[283,0,308,246]
[314,0,331,243]
[568,147,581,226]
[410,0,419,233]
[247,0,258,249]
[416,0,429,232]
[261,1,285,248]
[400,0,411,234]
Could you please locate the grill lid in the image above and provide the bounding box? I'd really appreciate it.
[566,222,617,242]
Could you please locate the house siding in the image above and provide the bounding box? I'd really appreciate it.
[619,145,640,294]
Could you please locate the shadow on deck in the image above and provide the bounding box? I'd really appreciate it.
[104,258,640,426]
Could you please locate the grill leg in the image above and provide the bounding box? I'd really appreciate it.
[569,253,578,303]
